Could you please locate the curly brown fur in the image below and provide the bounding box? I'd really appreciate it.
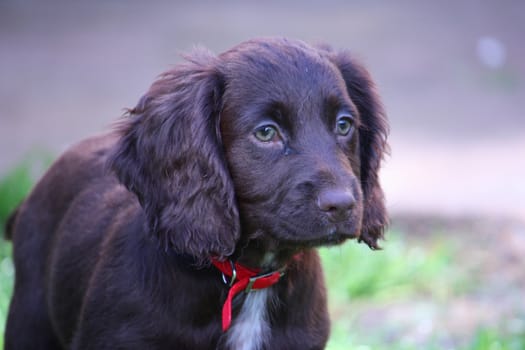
[5,37,388,350]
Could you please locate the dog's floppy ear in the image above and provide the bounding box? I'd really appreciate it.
[326,49,389,249]
[108,50,239,261]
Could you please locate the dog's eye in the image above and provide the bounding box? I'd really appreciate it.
[336,117,353,136]
[254,125,279,142]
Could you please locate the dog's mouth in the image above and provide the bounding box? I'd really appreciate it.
[276,224,360,249]
[241,203,363,250]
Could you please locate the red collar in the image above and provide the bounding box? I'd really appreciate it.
[211,258,286,332]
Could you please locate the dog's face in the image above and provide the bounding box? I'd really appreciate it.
[109,38,388,261]
[219,41,364,247]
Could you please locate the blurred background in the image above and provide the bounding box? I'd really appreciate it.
[1,1,524,349]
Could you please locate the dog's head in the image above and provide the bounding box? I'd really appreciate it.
[109,38,389,261]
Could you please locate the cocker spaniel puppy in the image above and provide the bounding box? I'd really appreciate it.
[5,37,389,350]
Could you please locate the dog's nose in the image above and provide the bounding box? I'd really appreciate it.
[317,189,355,222]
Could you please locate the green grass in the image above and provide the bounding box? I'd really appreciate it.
[326,325,525,350]
[320,232,469,303]
[467,327,525,350]
[320,233,465,349]
[320,236,525,349]
[0,152,52,228]
[0,155,524,349]
[0,242,13,349]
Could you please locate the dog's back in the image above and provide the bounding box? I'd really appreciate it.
[5,133,122,348]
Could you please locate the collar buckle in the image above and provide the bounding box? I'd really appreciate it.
[221,260,237,287]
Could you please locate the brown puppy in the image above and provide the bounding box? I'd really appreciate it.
[5,37,389,350]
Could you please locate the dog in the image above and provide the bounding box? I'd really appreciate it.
[5,37,389,350]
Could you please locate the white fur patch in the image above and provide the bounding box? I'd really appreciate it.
[225,289,271,350]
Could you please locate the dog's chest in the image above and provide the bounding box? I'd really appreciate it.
[224,289,271,350]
